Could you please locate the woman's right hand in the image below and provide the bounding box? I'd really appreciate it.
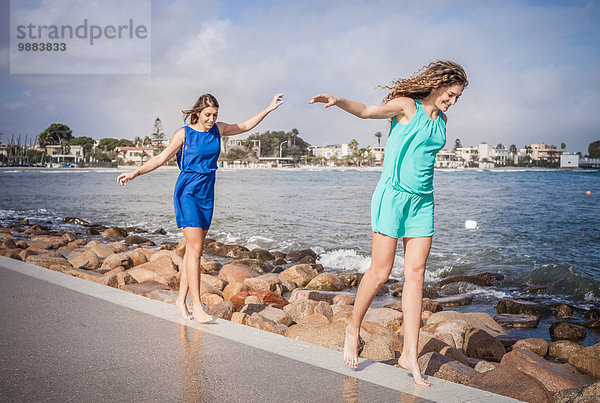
[117,171,137,186]
[308,94,338,108]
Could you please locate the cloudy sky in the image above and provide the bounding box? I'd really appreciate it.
[1,0,599,153]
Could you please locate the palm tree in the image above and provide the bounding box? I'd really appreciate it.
[509,144,518,166]
[374,131,382,147]
[561,142,566,150]
[140,150,150,164]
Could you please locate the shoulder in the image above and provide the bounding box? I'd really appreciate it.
[171,127,186,144]
[388,96,417,123]
[441,112,448,124]
[215,122,226,136]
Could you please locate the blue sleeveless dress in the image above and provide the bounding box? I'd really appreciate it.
[371,99,446,238]
[173,124,221,229]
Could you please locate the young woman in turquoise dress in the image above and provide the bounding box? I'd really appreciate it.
[309,61,468,386]
[118,93,283,323]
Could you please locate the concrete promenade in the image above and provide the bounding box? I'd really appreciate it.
[0,256,517,402]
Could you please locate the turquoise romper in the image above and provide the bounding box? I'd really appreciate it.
[371,99,446,238]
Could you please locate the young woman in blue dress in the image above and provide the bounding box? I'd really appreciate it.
[118,93,283,323]
[309,61,467,386]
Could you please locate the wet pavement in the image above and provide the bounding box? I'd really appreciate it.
[0,257,516,402]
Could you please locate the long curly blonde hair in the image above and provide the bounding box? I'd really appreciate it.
[380,60,468,102]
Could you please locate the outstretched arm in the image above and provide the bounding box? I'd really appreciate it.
[217,93,284,137]
[117,129,185,186]
[309,94,411,120]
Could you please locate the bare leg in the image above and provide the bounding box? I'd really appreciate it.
[398,236,432,387]
[176,254,192,320]
[182,227,213,324]
[344,232,398,369]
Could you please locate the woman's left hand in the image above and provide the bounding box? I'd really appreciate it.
[267,93,284,111]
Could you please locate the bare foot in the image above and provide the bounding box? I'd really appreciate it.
[398,354,431,387]
[176,298,193,320]
[344,325,359,369]
[192,306,214,324]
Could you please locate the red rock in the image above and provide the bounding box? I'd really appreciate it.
[222,282,249,301]
[361,336,396,361]
[466,366,553,402]
[285,323,346,350]
[501,349,591,394]
[230,290,287,309]
[427,311,505,337]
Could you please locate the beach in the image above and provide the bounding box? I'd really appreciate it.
[0,167,599,401]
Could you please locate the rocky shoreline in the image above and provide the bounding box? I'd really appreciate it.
[0,216,599,403]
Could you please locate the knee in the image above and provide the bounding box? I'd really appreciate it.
[404,264,426,283]
[367,266,391,287]
[185,243,203,259]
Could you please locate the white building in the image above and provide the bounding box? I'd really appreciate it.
[560,152,580,168]
[115,146,156,164]
[310,144,351,159]
[221,138,261,157]
[44,144,85,164]
[455,146,478,167]
[435,149,462,168]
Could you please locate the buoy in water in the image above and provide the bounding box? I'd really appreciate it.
[465,220,478,230]
[586,190,591,195]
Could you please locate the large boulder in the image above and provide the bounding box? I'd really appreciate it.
[500,349,591,394]
[548,340,584,362]
[201,274,227,291]
[496,298,553,318]
[124,235,152,245]
[101,252,133,270]
[229,258,268,274]
[418,352,479,385]
[150,250,182,269]
[568,342,600,377]
[132,256,177,276]
[122,280,169,297]
[427,311,505,337]
[306,273,345,291]
[466,366,553,403]
[222,282,249,301]
[286,249,317,263]
[494,314,539,329]
[288,288,354,305]
[101,227,127,238]
[207,301,235,320]
[67,249,101,270]
[89,243,117,259]
[283,300,332,323]
[434,294,474,307]
[278,264,318,287]
[125,248,149,266]
[363,308,403,334]
[29,235,68,249]
[549,321,587,340]
[421,319,470,350]
[230,290,288,310]
[285,323,346,350]
[435,275,495,288]
[464,329,506,362]
[218,264,260,283]
[26,255,73,270]
[247,312,287,335]
[553,381,600,403]
[361,335,395,361]
[244,273,283,294]
[258,306,293,326]
[511,338,548,357]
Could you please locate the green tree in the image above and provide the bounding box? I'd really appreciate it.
[509,144,517,155]
[588,140,600,157]
[247,129,311,159]
[561,142,566,150]
[67,136,95,153]
[374,131,382,147]
[496,143,505,149]
[38,123,72,147]
[152,118,165,145]
[453,138,462,150]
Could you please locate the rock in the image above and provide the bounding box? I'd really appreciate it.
[584,308,600,320]
[297,255,316,264]
[475,272,504,284]
[550,321,587,340]
[359,322,403,352]
[285,323,346,351]
[200,293,224,308]
[422,298,443,313]
[222,282,249,301]
[126,248,149,266]
[338,273,362,288]
[435,275,492,288]
[207,301,235,320]
[247,312,287,335]
[280,279,298,293]
[29,235,67,249]
[288,288,353,305]
[85,228,100,236]
[200,259,222,275]
[548,340,584,362]
[427,311,505,337]
[496,298,553,318]
[101,227,127,238]
[278,264,318,287]
[231,312,249,325]
[244,273,283,294]
[553,382,600,403]
[434,294,474,307]
[64,266,104,281]
[500,349,591,394]
[230,290,288,310]
[18,249,37,261]
[306,273,345,291]
[245,295,265,305]
[439,281,477,296]
[101,252,133,270]
[568,342,600,377]
[422,319,470,350]
[238,304,266,316]
[175,237,186,257]
[26,255,73,270]
[464,329,506,362]
[89,243,116,259]
[298,313,330,324]
[473,360,498,373]
[466,366,553,403]
[584,319,600,329]
[201,274,227,291]
[104,266,125,276]
[363,308,403,334]
[1,239,17,249]
[116,271,137,288]
[200,282,222,297]
[286,249,317,262]
[553,303,575,318]
[218,264,260,283]
[283,300,333,323]
[494,314,539,329]
[229,258,267,273]
[132,256,177,277]
[418,352,479,384]
[361,336,396,361]
[124,235,152,245]
[122,280,168,297]
[250,248,274,262]
[63,216,91,226]
[258,306,293,326]
[512,338,548,357]
[333,294,355,305]
[204,242,250,258]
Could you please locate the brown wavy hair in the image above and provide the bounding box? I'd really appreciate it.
[182,94,219,125]
[380,60,468,103]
